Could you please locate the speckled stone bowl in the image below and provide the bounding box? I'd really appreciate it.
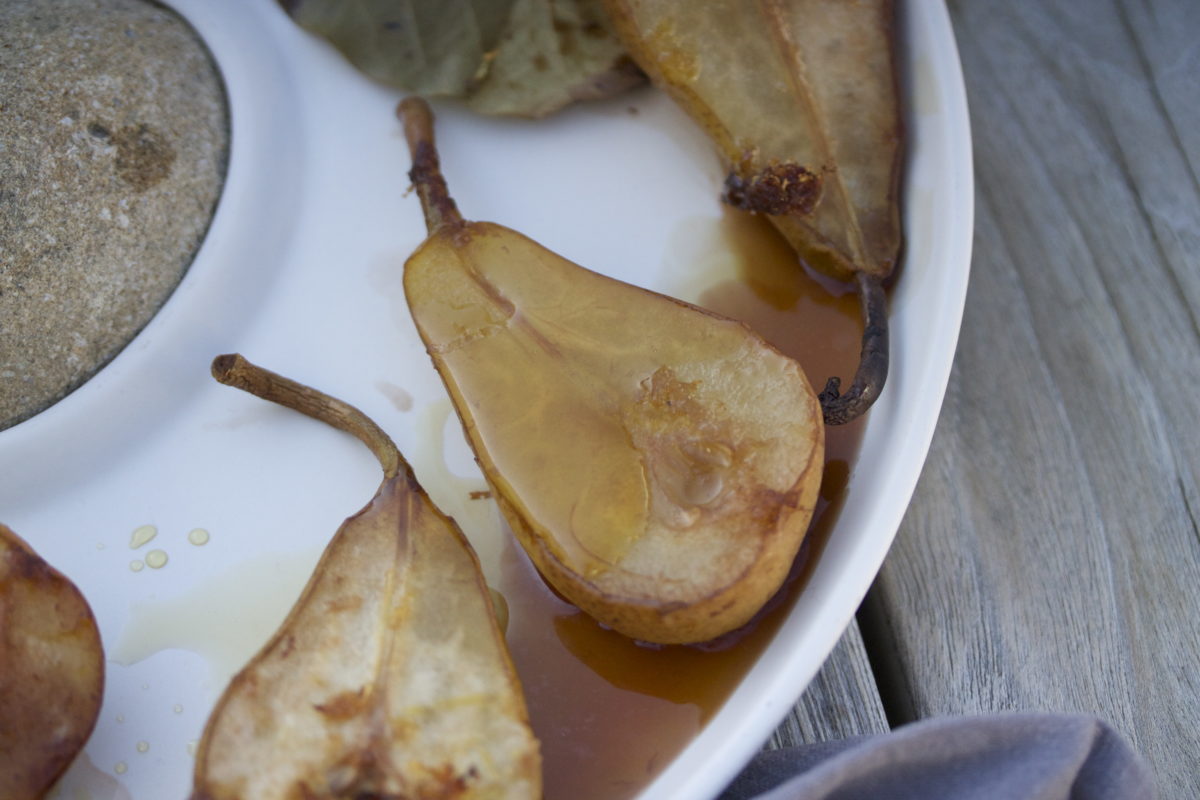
[0,0,229,430]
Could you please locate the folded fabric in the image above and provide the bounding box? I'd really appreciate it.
[720,713,1155,800]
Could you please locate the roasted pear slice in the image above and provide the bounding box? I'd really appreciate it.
[194,355,540,800]
[602,0,903,424]
[398,97,823,645]
[0,524,104,800]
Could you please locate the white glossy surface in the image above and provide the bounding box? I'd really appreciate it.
[0,1,972,797]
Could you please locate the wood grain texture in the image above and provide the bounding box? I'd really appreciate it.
[767,620,890,748]
[862,1,1200,798]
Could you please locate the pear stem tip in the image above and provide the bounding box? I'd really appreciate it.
[397,96,464,234]
[818,272,889,425]
[210,353,403,479]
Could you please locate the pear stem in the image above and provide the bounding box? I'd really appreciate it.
[397,97,464,234]
[818,272,889,425]
[212,354,402,479]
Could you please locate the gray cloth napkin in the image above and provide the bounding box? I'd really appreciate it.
[722,714,1155,800]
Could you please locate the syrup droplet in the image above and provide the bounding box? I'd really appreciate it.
[187,740,198,757]
[679,440,733,507]
[129,524,157,549]
[114,761,127,775]
[376,379,414,412]
[116,714,125,723]
[136,741,149,754]
[682,440,733,468]
[489,587,510,634]
[682,469,724,506]
[129,560,144,572]
[187,527,210,546]
[145,549,168,569]
[173,703,184,714]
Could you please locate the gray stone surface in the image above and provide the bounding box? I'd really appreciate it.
[0,0,229,430]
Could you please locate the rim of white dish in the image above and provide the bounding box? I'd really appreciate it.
[639,1,975,797]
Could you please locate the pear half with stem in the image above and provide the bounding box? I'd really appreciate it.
[398,97,824,645]
[601,0,904,424]
[193,355,540,800]
[0,524,104,800]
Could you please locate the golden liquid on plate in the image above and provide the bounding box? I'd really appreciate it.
[499,210,867,800]
[129,524,158,549]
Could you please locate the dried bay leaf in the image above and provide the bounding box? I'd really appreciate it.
[466,0,643,117]
[280,0,510,96]
[280,0,641,117]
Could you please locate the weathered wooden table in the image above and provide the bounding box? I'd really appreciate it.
[768,2,1200,798]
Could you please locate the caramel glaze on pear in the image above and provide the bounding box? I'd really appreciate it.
[398,97,824,645]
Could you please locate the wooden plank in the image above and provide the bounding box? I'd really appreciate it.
[862,1,1200,797]
[767,619,890,748]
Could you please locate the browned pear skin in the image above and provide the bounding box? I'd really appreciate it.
[399,97,824,645]
[193,355,540,800]
[0,524,104,800]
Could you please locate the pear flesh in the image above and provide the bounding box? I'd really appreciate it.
[194,355,540,800]
[0,524,104,800]
[602,0,903,283]
[400,98,824,645]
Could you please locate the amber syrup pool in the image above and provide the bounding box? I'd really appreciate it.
[499,210,867,800]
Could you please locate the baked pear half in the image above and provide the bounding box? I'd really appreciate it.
[399,97,824,644]
[194,355,540,800]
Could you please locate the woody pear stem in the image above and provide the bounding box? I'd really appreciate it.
[818,272,888,425]
[397,96,464,234]
[211,353,402,479]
